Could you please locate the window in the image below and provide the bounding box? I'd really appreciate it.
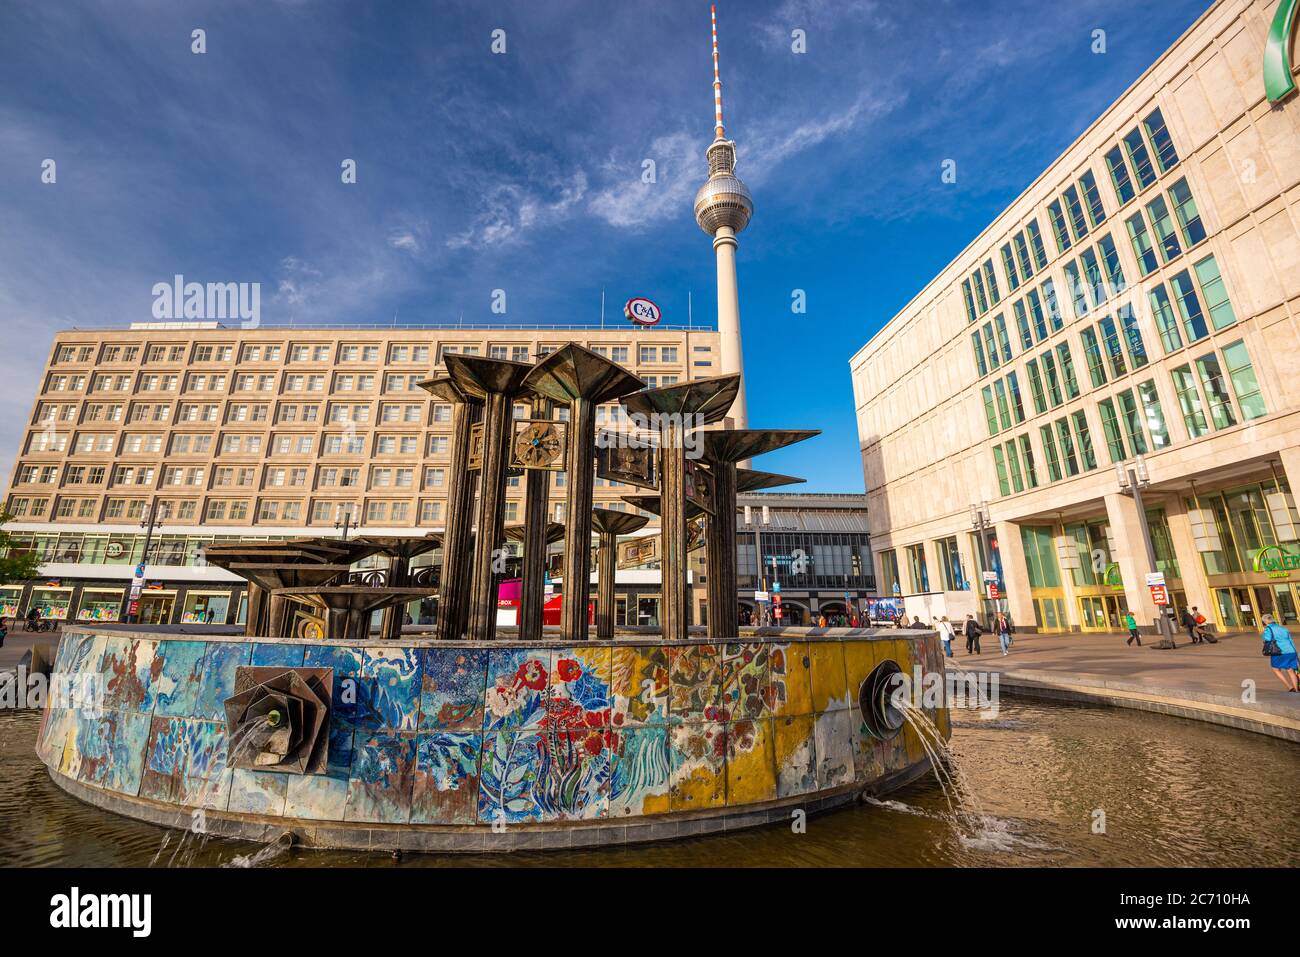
[1137,380,1171,448]
[1018,434,1039,488]
[1222,340,1265,421]
[1028,287,1052,339]
[1097,315,1128,379]
[1080,248,1104,308]
[1040,349,1064,407]
[982,387,999,436]
[993,314,1012,362]
[1006,371,1026,422]
[1080,327,1107,388]
[1142,108,1179,174]
[1117,389,1149,455]
[1026,359,1047,414]
[1063,184,1090,241]
[1123,127,1157,189]
[1146,195,1181,262]
[981,324,1000,371]
[1013,231,1035,280]
[1026,219,1049,269]
[1013,300,1034,350]
[1192,255,1236,331]
[1048,200,1072,253]
[1105,146,1135,205]
[1119,309,1148,369]
[1064,262,1088,318]
[1168,178,1205,247]
[1000,244,1020,291]
[1003,439,1025,493]
[1168,269,1211,345]
[972,268,989,314]
[1079,171,1106,226]
[982,259,1001,305]
[962,280,977,323]
[1098,399,1126,463]
[639,345,658,364]
[1055,418,1080,476]
[1056,342,1080,399]
[993,379,1013,431]
[1126,212,1159,276]
[1195,352,1236,430]
[1097,235,1125,296]
[1039,425,1063,482]
[1148,284,1182,354]
[993,445,1011,497]
[1171,365,1209,438]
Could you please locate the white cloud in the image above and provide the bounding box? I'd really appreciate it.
[447,171,588,250]
[587,131,702,229]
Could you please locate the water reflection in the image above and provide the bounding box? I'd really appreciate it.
[1,701,1296,867]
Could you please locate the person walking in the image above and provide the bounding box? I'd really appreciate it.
[1124,610,1141,646]
[994,612,1013,656]
[937,615,956,658]
[1180,605,1200,644]
[1261,614,1299,692]
[963,614,983,655]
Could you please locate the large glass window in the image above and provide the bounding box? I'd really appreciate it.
[1026,359,1047,414]
[962,280,977,323]
[1146,195,1182,262]
[1041,350,1064,407]
[1222,340,1265,420]
[1126,212,1159,276]
[1195,352,1237,430]
[982,323,1000,370]
[971,332,989,376]
[1048,200,1072,254]
[1081,328,1107,388]
[1119,308,1148,369]
[993,445,1011,497]
[1064,261,1089,317]
[1080,171,1107,226]
[1193,255,1236,331]
[937,537,967,591]
[1056,342,1080,399]
[993,314,1013,362]
[1143,108,1179,174]
[1149,284,1183,353]
[1013,231,1035,280]
[1168,178,1205,246]
[1098,315,1128,379]
[1081,248,1105,308]
[1027,219,1049,269]
[1105,146,1135,205]
[982,385,999,436]
[1097,235,1125,295]
[1123,127,1157,189]
[1021,526,1062,588]
[1055,418,1080,476]
[1004,439,1025,493]
[1018,434,1039,488]
[1171,365,1209,438]
[983,259,1001,305]
[1001,243,1021,292]
[1137,380,1171,449]
[1027,288,1049,340]
[1098,398,1126,463]
[1041,279,1064,332]
[1006,371,1026,422]
[1013,299,1034,350]
[993,378,1013,430]
[1072,410,1098,471]
[906,544,930,592]
[1117,388,1149,455]
[1040,425,1063,482]
[1169,270,1209,344]
[972,268,988,314]
[1063,185,1090,241]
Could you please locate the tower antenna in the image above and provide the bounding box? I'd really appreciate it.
[711,4,725,140]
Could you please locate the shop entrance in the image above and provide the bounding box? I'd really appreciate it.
[1214,583,1300,629]
[1078,594,1129,631]
[137,593,175,625]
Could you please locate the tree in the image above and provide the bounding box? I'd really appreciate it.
[0,512,40,586]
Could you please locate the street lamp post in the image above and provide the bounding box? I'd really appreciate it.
[124,497,167,624]
[1116,455,1177,649]
[335,504,357,541]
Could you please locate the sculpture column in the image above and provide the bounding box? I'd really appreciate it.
[419,377,481,641]
[443,356,534,643]
[523,344,645,642]
[658,422,689,642]
[519,396,552,641]
[591,508,648,639]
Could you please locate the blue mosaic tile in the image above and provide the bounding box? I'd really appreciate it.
[304,645,367,729]
[139,715,188,802]
[100,637,161,713]
[411,731,482,825]
[483,648,552,732]
[228,769,289,815]
[151,641,207,717]
[344,732,416,824]
[193,642,252,721]
[418,647,487,732]
[250,643,307,668]
[283,774,349,821]
[478,729,544,824]
[609,725,673,817]
[178,720,229,808]
[361,647,421,732]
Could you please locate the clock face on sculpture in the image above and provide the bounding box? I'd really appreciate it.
[510,420,567,471]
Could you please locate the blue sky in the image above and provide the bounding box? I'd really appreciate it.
[0,0,1214,492]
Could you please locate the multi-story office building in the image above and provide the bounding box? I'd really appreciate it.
[0,321,720,626]
[851,0,1300,633]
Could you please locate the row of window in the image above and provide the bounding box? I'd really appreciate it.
[54,340,702,368]
[991,340,1265,496]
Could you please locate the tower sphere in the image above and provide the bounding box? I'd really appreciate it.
[694,167,753,234]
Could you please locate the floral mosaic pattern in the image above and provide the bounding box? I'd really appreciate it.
[37,631,947,829]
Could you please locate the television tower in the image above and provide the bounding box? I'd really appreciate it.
[693,4,752,429]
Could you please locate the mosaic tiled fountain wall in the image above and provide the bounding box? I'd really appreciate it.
[37,627,948,851]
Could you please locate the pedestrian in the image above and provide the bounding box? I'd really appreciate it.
[963,614,983,655]
[0,617,7,649]
[1124,610,1141,646]
[26,607,40,633]
[851,613,860,628]
[994,612,1013,656]
[910,616,924,629]
[1180,605,1199,644]
[1260,613,1299,692]
[1193,608,1217,643]
[817,613,828,628]
[937,615,955,658]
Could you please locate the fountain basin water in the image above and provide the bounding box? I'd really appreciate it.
[34,625,947,852]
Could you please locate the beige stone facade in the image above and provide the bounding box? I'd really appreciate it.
[850,0,1300,633]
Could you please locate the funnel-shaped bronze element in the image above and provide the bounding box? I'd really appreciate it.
[735,469,806,493]
[522,345,645,641]
[699,430,819,639]
[419,376,482,641]
[351,534,442,638]
[224,666,332,774]
[619,495,708,520]
[591,508,649,639]
[621,374,741,426]
[503,523,566,546]
[444,356,534,642]
[618,376,741,641]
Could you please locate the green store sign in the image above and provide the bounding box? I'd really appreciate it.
[1252,544,1300,578]
[1266,0,1300,103]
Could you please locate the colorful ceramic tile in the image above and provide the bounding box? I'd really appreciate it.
[344,732,416,824]
[250,643,307,668]
[103,710,149,795]
[139,715,188,802]
[608,725,673,817]
[418,647,487,731]
[304,645,366,729]
[809,641,849,712]
[325,725,355,779]
[668,644,722,721]
[668,721,727,811]
[718,642,770,721]
[548,646,613,726]
[193,642,253,721]
[774,714,818,798]
[71,711,114,785]
[100,637,161,713]
[59,632,107,676]
[178,720,230,808]
[151,641,207,717]
[37,707,77,766]
[483,647,552,732]
[284,774,349,821]
[769,641,813,716]
[534,724,611,822]
[609,645,670,728]
[725,718,776,805]
[813,708,855,789]
[361,647,421,731]
[410,732,482,825]
[478,729,544,824]
[228,768,289,815]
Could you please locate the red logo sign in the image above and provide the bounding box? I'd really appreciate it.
[1149,584,1169,606]
[623,297,661,326]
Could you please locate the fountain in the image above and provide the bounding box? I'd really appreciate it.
[33,349,947,853]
